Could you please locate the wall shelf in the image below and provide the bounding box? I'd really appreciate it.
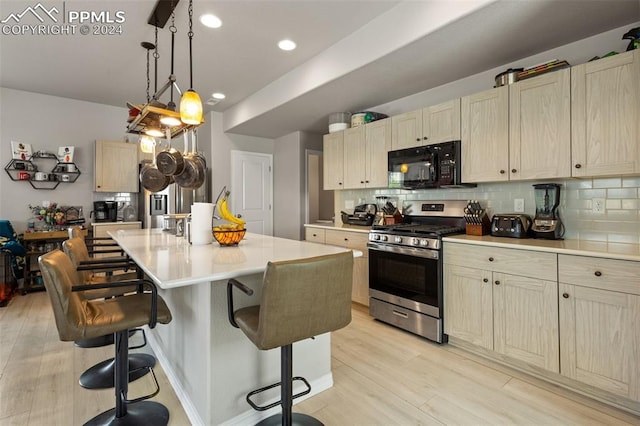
[4,152,81,190]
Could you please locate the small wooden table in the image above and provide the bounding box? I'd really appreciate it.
[21,229,88,293]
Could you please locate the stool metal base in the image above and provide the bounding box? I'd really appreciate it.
[83,401,169,426]
[79,354,156,389]
[257,413,323,426]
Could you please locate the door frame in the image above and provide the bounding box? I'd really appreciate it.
[230,150,273,235]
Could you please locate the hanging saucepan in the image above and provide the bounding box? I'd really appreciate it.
[175,130,206,189]
[156,128,185,176]
[140,143,172,192]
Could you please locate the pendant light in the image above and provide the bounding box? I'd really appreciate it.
[180,0,203,125]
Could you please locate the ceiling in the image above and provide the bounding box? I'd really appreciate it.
[1,0,639,139]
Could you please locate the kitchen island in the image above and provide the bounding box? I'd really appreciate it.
[109,228,361,426]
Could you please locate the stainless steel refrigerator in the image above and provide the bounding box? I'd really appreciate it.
[138,161,211,229]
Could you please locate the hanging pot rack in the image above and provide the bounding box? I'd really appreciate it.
[126,0,204,140]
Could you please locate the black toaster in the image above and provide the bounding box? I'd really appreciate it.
[490,214,531,238]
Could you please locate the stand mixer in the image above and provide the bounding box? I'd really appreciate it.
[531,183,564,239]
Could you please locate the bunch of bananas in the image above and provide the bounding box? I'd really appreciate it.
[215,192,246,231]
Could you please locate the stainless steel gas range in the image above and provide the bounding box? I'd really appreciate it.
[368,199,467,343]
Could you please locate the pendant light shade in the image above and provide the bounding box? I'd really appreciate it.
[160,115,182,126]
[145,127,164,138]
[140,135,156,153]
[180,89,202,125]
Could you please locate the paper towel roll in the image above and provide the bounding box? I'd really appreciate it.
[191,202,214,245]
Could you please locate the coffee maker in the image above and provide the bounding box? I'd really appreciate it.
[92,201,118,222]
[531,183,563,239]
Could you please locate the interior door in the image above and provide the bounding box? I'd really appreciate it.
[230,151,273,235]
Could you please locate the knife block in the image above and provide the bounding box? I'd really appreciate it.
[465,214,490,236]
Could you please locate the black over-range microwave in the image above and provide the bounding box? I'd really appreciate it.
[388,140,475,189]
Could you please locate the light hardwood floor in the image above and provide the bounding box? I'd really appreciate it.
[1,293,639,425]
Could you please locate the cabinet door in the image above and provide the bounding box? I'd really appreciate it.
[444,264,493,349]
[391,109,422,150]
[571,50,640,177]
[493,273,559,372]
[510,69,571,180]
[95,140,140,193]
[422,99,461,145]
[365,118,391,188]
[461,87,509,182]
[343,126,366,189]
[559,284,640,401]
[322,132,344,190]
[324,230,369,306]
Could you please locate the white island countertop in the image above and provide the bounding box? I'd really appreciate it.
[109,228,361,289]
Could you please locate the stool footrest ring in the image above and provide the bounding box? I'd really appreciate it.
[246,376,311,411]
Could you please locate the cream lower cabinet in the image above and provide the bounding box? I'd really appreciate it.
[558,254,640,403]
[305,227,369,306]
[444,242,559,372]
[95,140,140,193]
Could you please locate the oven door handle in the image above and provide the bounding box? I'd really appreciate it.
[367,242,439,260]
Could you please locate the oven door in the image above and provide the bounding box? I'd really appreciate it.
[368,242,441,318]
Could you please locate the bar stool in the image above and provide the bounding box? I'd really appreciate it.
[227,251,353,426]
[63,237,154,389]
[39,249,173,426]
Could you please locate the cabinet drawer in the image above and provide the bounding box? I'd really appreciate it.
[558,255,640,295]
[305,228,326,244]
[325,229,368,252]
[444,242,556,281]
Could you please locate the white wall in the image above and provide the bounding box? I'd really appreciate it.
[207,111,273,202]
[0,88,132,233]
[273,131,323,240]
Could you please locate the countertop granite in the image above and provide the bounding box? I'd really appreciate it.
[109,228,362,289]
[443,234,640,262]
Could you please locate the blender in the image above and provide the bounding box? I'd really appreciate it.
[531,183,563,239]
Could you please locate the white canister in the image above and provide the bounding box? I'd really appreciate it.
[190,202,214,245]
[35,172,48,181]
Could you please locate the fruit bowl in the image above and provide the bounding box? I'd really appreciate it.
[212,228,246,246]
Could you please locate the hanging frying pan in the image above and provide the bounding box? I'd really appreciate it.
[140,143,172,192]
[174,130,205,189]
[156,128,184,176]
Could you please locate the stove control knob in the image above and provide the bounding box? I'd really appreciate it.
[381,235,388,242]
[372,234,380,241]
[394,236,403,244]
[420,239,429,247]
[412,238,420,245]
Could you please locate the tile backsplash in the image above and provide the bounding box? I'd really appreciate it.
[335,176,640,244]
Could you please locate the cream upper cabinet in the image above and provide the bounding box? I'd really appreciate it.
[343,126,366,188]
[323,132,344,190]
[364,118,392,188]
[444,242,559,372]
[94,140,140,193]
[571,49,640,177]
[391,109,422,150]
[509,68,571,180]
[558,254,640,402]
[342,119,391,189]
[461,86,510,182]
[423,98,461,145]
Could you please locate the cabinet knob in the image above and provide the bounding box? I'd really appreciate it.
[594,270,602,277]
[482,278,488,283]
[312,233,317,237]
[488,257,494,262]
[563,293,569,299]
[511,168,517,173]
[416,138,421,142]
[575,164,582,169]
[499,170,505,174]
[360,181,364,184]
[423,136,428,140]
[365,180,369,183]
[344,238,349,242]
[494,280,501,285]
[338,182,342,185]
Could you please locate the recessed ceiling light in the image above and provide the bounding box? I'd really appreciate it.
[200,14,222,28]
[212,92,226,100]
[278,39,296,51]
